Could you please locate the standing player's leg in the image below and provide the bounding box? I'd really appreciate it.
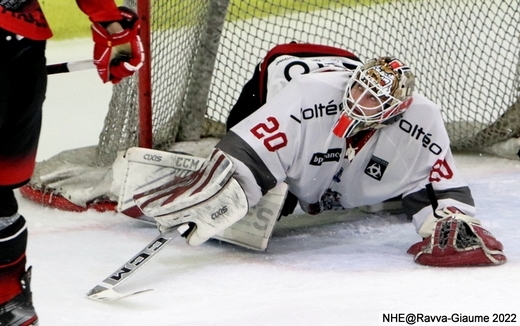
[0,30,46,326]
[0,191,36,326]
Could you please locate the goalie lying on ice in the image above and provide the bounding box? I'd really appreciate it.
[131,42,506,267]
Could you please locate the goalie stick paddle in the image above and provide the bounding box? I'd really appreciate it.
[86,224,189,302]
[46,59,95,75]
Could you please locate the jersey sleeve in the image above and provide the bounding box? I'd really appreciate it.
[75,0,122,23]
[400,96,476,233]
[216,77,310,206]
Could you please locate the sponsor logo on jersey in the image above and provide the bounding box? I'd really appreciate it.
[301,100,343,120]
[310,148,342,166]
[274,57,352,82]
[398,119,443,155]
[364,155,389,181]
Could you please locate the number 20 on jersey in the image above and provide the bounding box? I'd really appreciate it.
[250,116,288,152]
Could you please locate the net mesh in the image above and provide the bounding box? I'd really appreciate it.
[101,0,519,165]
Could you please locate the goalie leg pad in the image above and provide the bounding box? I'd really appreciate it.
[113,147,204,221]
[133,148,235,217]
[212,182,288,251]
[407,216,506,267]
[155,177,249,246]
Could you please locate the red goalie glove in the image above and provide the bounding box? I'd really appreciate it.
[91,7,144,84]
[408,209,506,267]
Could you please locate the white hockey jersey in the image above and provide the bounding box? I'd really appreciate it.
[217,57,475,234]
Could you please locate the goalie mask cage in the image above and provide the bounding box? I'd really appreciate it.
[21,0,520,211]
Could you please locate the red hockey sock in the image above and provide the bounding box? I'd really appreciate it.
[0,255,26,304]
[0,215,28,304]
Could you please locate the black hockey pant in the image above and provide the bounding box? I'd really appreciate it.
[0,28,46,192]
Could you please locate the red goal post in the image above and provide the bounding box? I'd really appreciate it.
[20,0,520,212]
[137,0,152,149]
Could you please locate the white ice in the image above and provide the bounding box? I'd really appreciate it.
[14,39,520,325]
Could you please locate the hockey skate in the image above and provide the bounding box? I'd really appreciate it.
[0,267,38,326]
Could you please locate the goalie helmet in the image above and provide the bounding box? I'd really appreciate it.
[332,56,415,138]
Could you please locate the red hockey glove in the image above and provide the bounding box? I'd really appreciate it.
[91,7,144,84]
[407,208,506,267]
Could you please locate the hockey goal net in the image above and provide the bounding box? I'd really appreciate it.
[21,0,520,211]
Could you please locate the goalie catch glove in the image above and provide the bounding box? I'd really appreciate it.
[133,149,249,246]
[91,6,144,84]
[407,207,506,267]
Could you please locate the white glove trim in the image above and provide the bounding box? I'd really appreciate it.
[417,207,481,238]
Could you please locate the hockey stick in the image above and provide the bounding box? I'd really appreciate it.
[86,224,189,302]
[46,59,95,75]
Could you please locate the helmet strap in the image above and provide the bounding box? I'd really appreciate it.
[332,112,363,138]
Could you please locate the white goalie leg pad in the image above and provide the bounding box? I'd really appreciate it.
[112,147,204,222]
[134,148,235,218]
[155,177,249,246]
[213,182,288,251]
